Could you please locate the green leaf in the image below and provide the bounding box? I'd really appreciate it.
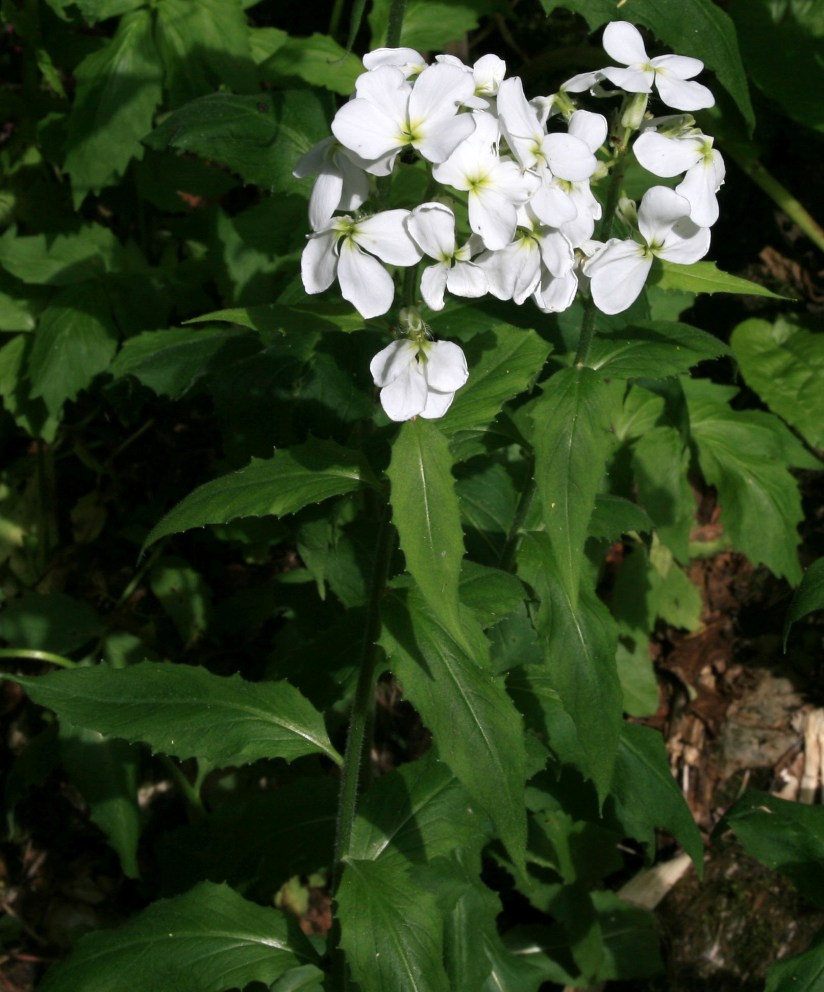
[459,561,525,628]
[784,558,824,649]
[259,33,363,94]
[388,419,465,644]
[720,789,824,907]
[188,301,368,334]
[0,225,128,286]
[8,661,342,766]
[731,316,824,450]
[350,753,488,868]
[64,9,163,205]
[683,379,804,583]
[155,0,255,105]
[585,321,728,379]
[368,0,495,51]
[380,589,527,869]
[441,324,552,443]
[766,936,824,992]
[110,326,256,399]
[144,90,329,192]
[650,260,787,299]
[0,336,57,441]
[590,891,663,982]
[149,558,212,647]
[144,438,373,549]
[539,0,754,131]
[518,533,622,801]
[28,281,118,415]
[0,592,101,654]
[610,723,703,869]
[532,366,612,603]
[58,725,140,879]
[337,858,450,992]
[631,425,695,563]
[38,881,317,992]
[588,495,653,542]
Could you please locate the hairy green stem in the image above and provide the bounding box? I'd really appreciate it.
[726,148,824,255]
[385,0,408,47]
[160,755,205,819]
[0,648,77,669]
[499,477,536,573]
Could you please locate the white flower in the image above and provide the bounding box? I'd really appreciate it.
[584,185,711,314]
[301,210,422,319]
[370,338,469,421]
[432,112,539,250]
[406,202,487,310]
[436,52,507,109]
[362,47,426,76]
[599,21,715,112]
[331,62,476,172]
[546,110,607,246]
[292,137,371,231]
[633,122,725,226]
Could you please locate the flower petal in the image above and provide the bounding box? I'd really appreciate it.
[415,113,476,164]
[301,229,339,294]
[601,65,653,93]
[370,339,418,387]
[657,218,711,264]
[535,268,578,313]
[602,21,649,66]
[544,132,597,182]
[307,172,344,231]
[676,152,724,227]
[410,63,476,126]
[420,262,449,310]
[424,340,469,392]
[568,109,608,153]
[337,240,395,317]
[363,47,425,74]
[585,239,652,315]
[419,388,456,420]
[355,209,422,266]
[633,131,703,177]
[380,363,428,421]
[468,187,519,250]
[650,53,704,80]
[637,186,692,245]
[654,72,715,111]
[446,260,487,299]
[407,202,457,260]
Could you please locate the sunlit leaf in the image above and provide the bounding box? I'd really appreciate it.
[650,260,787,299]
[585,321,728,379]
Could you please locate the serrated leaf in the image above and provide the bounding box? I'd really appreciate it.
[784,558,824,649]
[632,425,695,563]
[8,662,341,766]
[0,336,56,441]
[683,378,804,583]
[186,302,368,334]
[59,725,140,879]
[155,0,255,105]
[539,0,754,131]
[259,32,363,94]
[720,789,824,907]
[110,326,257,398]
[64,9,162,205]
[731,316,824,450]
[38,881,317,992]
[144,438,374,549]
[368,0,495,51]
[144,90,328,192]
[518,533,622,801]
[0,226,128,286]
[380,589,527,869]
[585,321,728,378]
[610,723,703,870]
[388,418,465,644]
[588,495,653,541]
[651,260,787,299]
[28,281,118,414]
[532,366,612,603]
[337,858,450,992]
[459,561,525,627]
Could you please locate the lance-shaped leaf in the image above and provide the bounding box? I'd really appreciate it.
[388,419,465,645]
[518,533,621,801]
[531,366,611,604]
[143,438,375,550]
[584,321,728,379]
[610,723,703,870]
[380,589,527,869]
[38,881,317,992]
[338,857,449,992]
[784,558,824,649]
[9,662,341,767]
[650,260,787,299]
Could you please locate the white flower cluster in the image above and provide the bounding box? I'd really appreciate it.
[295,22,724,420]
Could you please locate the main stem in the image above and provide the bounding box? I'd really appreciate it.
[385,0,408,47]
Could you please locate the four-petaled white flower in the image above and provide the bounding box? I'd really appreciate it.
[370,337,469,421]
[584,186,711,314]
[599,21,715,111]
[301,210,422,319]
[406,202,487,311]
[293,136,371,232]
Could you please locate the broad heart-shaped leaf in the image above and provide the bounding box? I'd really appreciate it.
[144,90,329,193]
[337,857,450,992]
[650,260,787,299]
[8,662,342,767]
[349,752,490,868]
[609,723,703,870]
[531,366,612,604]
[379,589,527,871]
[143,438,374,550]
[0,225,126,286]
[59,724,141,879]
[766,936,824,992]
[539,0,754,130]
[388,419,465,646]
[518,533,622,802]
[584,321,728,379]
[719,789,824,908]
[28,281,118,415]
[440,324,552,448]
[683,378,805,583]
[259,31,363,94]
[38,880,317,992]
[784,558,824,649]
[64,9,162,206]
[731,316,824,450]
